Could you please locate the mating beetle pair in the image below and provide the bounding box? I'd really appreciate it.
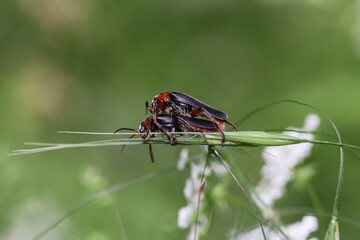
[115,91,238,162]
[115,114,221,163]
[147,91,238,143]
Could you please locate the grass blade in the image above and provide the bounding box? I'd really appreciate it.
[325,216,340,240]
[32,164,176,240]
[212,147,268,240]
[235,100,345,238]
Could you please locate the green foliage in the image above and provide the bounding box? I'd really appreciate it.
[2,0,360,239]
[325,216,340,240]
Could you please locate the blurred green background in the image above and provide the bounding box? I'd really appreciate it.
[1,0,360,239]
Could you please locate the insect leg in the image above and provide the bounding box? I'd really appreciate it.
[153,116,175,144]
[200,109,225,146]
[224,119,238,131]
[143,120,155,163]
[168,111,180,145]
[175,116,207,141]
[149,143,155,163]
[143,123,151,140]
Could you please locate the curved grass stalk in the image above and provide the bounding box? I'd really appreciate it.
[235,100,344,239]
[32,164,176,240]
[212,148,268,240]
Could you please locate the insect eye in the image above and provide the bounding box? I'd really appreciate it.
[139,125,145,133]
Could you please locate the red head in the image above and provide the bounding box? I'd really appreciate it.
[138,116,153,139]
[151,91,170,111]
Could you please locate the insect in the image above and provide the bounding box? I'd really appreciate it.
[115,114,221,163]
[146,91,238,144]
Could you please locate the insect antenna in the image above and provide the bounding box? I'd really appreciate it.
[114,128,138,134]
[145,101,149,115]
[145,101,153,115]
[114,128,139,153]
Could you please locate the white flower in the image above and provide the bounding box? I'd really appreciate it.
[230,216,319,240]
[285,216,319,239]
[255,114,321,206]
[177,148,190,171]
[177,150,228,239]
[177,156,207,237]
[178,205,196,228]
[233,114,321,240]
[187,217,209,240]
[210,161,228,177]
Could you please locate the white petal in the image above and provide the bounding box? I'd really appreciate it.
[177,148,190,171]
[256,114,320,205]
[304,114,321,131]
[284,216,319,240]
[178,205,195,228]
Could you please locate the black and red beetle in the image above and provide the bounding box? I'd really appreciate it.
[115,114,222,163]
[146,91,238,144]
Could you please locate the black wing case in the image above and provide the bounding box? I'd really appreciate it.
[176,116,217,130]
[156,114,174,128]
[169,92,228,120]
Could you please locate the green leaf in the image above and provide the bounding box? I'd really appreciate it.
[212,147,268,240]
[325,216,340,240]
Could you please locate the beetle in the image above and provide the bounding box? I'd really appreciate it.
[146,91,238,144]
[115,114,222,163]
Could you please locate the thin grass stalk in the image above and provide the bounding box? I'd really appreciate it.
[212,147,268,240]
[9,131,360,157]
[32,164,176,240]
[193,151,211,240]
[235,99,345,239]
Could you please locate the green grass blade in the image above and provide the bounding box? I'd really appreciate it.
[32,164,176,240]
[235,100,344,239]
[325,216,340,240]
[212,147,267,240]
[110,196,128,240]
[9,131,359,158]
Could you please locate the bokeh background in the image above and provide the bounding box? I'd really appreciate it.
[1,0,360,239]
